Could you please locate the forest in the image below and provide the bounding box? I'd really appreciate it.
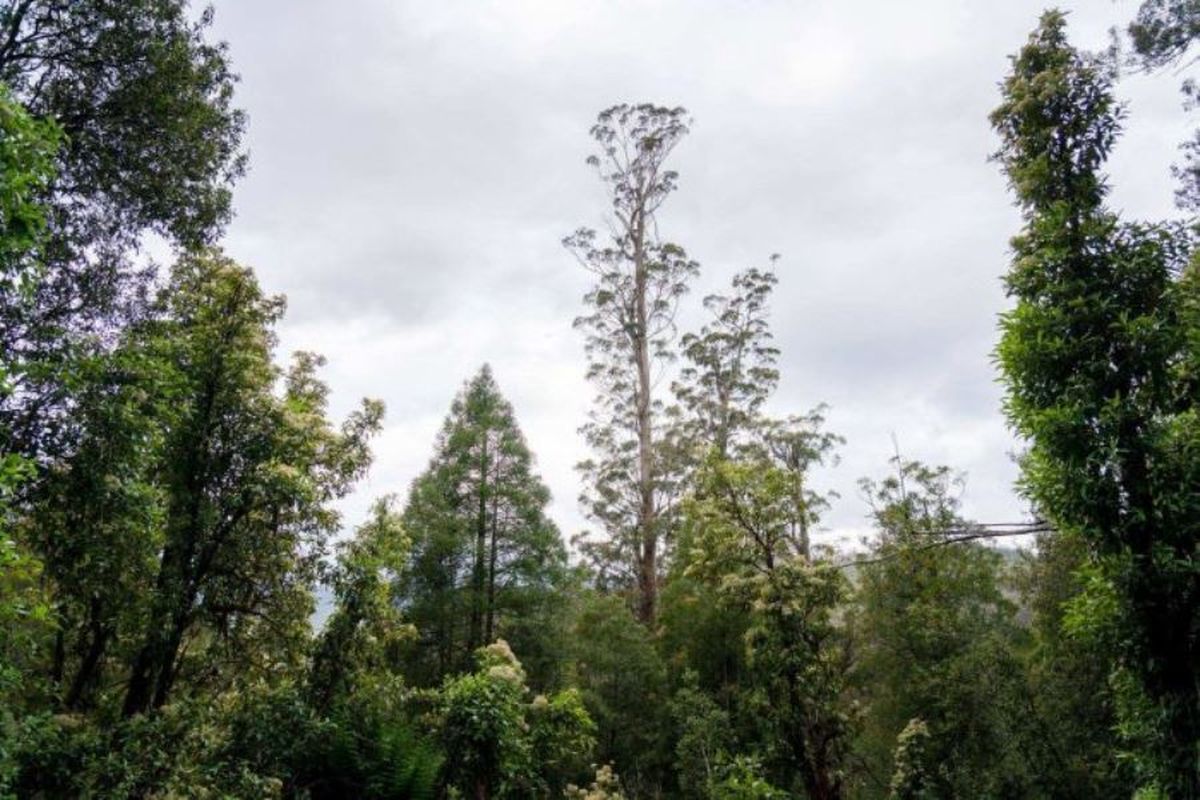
[0,1,1198,798]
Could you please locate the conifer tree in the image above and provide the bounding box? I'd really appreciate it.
[399,366,566,682]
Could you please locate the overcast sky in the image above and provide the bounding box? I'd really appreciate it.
[205,0,1190,550]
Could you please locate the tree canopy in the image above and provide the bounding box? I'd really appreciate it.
[2,4,1199,799]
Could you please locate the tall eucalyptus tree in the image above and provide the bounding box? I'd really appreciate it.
[566,103,698,625]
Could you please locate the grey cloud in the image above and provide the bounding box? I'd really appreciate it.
[206,0,1189,544]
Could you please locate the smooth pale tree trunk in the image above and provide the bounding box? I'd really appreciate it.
[633,210,658,627]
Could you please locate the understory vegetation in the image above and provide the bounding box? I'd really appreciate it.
[1,2,1198,798]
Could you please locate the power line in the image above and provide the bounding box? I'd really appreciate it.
[834,522,1054,570]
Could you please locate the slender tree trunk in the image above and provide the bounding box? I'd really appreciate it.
[633,209,657,627]
[124,515,199,716]
[63,597,109,710]
[123,592,193,715]
[782,634,841,800]
[151,607,191,709]
[439,604,451,677]
[126,365,219,716]
[123,544,180,716]
[716,387,731,459]
[469,433,488,653]
[123,632,163,715]
[123,652,153,716]
[795,472,810,559]
[486,489,500,642]
[51,625,64,686]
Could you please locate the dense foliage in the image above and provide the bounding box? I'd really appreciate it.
[0,0,246,469]
[397,366,568,687]
[0,3,1197,798]
[993,11,1200,796]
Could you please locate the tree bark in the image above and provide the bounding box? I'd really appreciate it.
[63,597,109,710]
[486,485,500,642]
[469,432,488,653]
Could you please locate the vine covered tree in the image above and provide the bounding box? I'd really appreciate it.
[993,12,1200,795]
[566,103,698,625]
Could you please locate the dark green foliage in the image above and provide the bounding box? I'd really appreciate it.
[569,591,670,797]
[993,11,1200,795]
[1015,532,1135,798]
[0,82,57,792]
[0,0,247,468]
[299,703,441,800]
[1129,0,1200,68]
[10,695,295,798]
[681,444,852,800]
[848,459,1033,799]
[741,559,850,800]
[440,667,527,798]
[670,681,732,798]
[308,496,413,711]
[28,344,167,713]
[118,252,381,716]
[0,82,52,797]
[659,574,749,707]
[0,82,57,290]
[885,719,936,800]
[398,366,567,687]
[439,640,595,799]
[7,682,440,799]
[11,250,385,722]
[528,687,597,796]
[0,0,245,249]
[707,756,786,800]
